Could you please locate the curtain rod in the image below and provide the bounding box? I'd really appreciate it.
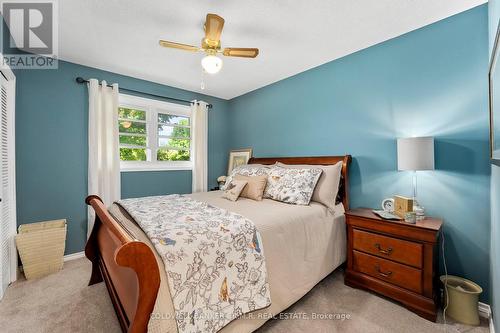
[75,77,213,109]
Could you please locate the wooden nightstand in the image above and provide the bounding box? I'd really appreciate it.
[344,208,443,321]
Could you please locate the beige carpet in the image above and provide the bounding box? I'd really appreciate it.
[0,258,489,333]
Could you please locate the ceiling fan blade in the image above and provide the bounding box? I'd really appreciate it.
[159,40,199,52]
[222,48,259,58]
[204,14,225,47]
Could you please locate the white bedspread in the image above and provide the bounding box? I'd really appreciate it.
[109,191,346,333]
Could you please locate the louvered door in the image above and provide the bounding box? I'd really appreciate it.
[0,71,16,300]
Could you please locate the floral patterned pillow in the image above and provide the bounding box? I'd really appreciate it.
[221,179,248,201]
[221,164,270,190]
[264,166,323,205]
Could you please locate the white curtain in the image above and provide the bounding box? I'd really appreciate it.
[191,101,209,192]
[87,79,120,237]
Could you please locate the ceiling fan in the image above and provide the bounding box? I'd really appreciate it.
[159,13,259,74]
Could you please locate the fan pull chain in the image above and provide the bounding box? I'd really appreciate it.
[200,68,206,90]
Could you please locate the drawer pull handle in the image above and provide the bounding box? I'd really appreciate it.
[375,265,392,278]
[375,243,393,255]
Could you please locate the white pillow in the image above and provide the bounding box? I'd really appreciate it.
[221,164,270,190]
[276,161,342,211]
[264,166,322,205]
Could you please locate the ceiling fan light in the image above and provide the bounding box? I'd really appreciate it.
[201,55,223,74]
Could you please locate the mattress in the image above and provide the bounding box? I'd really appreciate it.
[109,191,346,333]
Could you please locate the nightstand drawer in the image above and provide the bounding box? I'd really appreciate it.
[352,250,422,294]
[352,229,423,268]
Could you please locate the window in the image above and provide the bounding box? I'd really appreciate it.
[118,94,192,171]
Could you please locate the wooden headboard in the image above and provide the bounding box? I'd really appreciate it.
[248,155,352,210]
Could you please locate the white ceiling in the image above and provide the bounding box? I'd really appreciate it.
[59,0,486,100]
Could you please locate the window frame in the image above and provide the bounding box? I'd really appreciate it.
[118,93,193,172]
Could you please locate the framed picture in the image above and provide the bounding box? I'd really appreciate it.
[489,21,500,166]
[227,148,252,174]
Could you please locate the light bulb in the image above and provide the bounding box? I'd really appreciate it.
[201,55,223,74]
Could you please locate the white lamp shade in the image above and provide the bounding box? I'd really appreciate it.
[397,137,435,171]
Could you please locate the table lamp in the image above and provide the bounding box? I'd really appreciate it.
[397,137,435,220]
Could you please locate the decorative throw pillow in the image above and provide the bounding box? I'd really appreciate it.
[233,174,267,201]
[221,179,248,201]
[276,161,342,211]
[264,166,322,205]
[221,164,270,190]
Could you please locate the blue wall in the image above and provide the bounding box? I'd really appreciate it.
[228,5,491,301]
[14,60,230,255]
[489,0,500,328]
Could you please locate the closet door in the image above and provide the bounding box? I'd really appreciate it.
[0,72,16,299]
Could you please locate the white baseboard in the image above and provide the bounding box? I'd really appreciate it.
[479,302,491,319]
[477,302,495,333]
[63,251,85,262]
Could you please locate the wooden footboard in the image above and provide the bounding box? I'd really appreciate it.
[85,195,160,333]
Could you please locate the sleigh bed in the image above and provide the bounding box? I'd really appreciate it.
[85,155,351,333]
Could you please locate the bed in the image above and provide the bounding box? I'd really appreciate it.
[85,155,351,333]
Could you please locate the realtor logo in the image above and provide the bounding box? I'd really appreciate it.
[1,0,58,69]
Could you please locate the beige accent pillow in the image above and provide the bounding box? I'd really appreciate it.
[221,179,248,201]
[276,161,342,210]
[234,174,267,201]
